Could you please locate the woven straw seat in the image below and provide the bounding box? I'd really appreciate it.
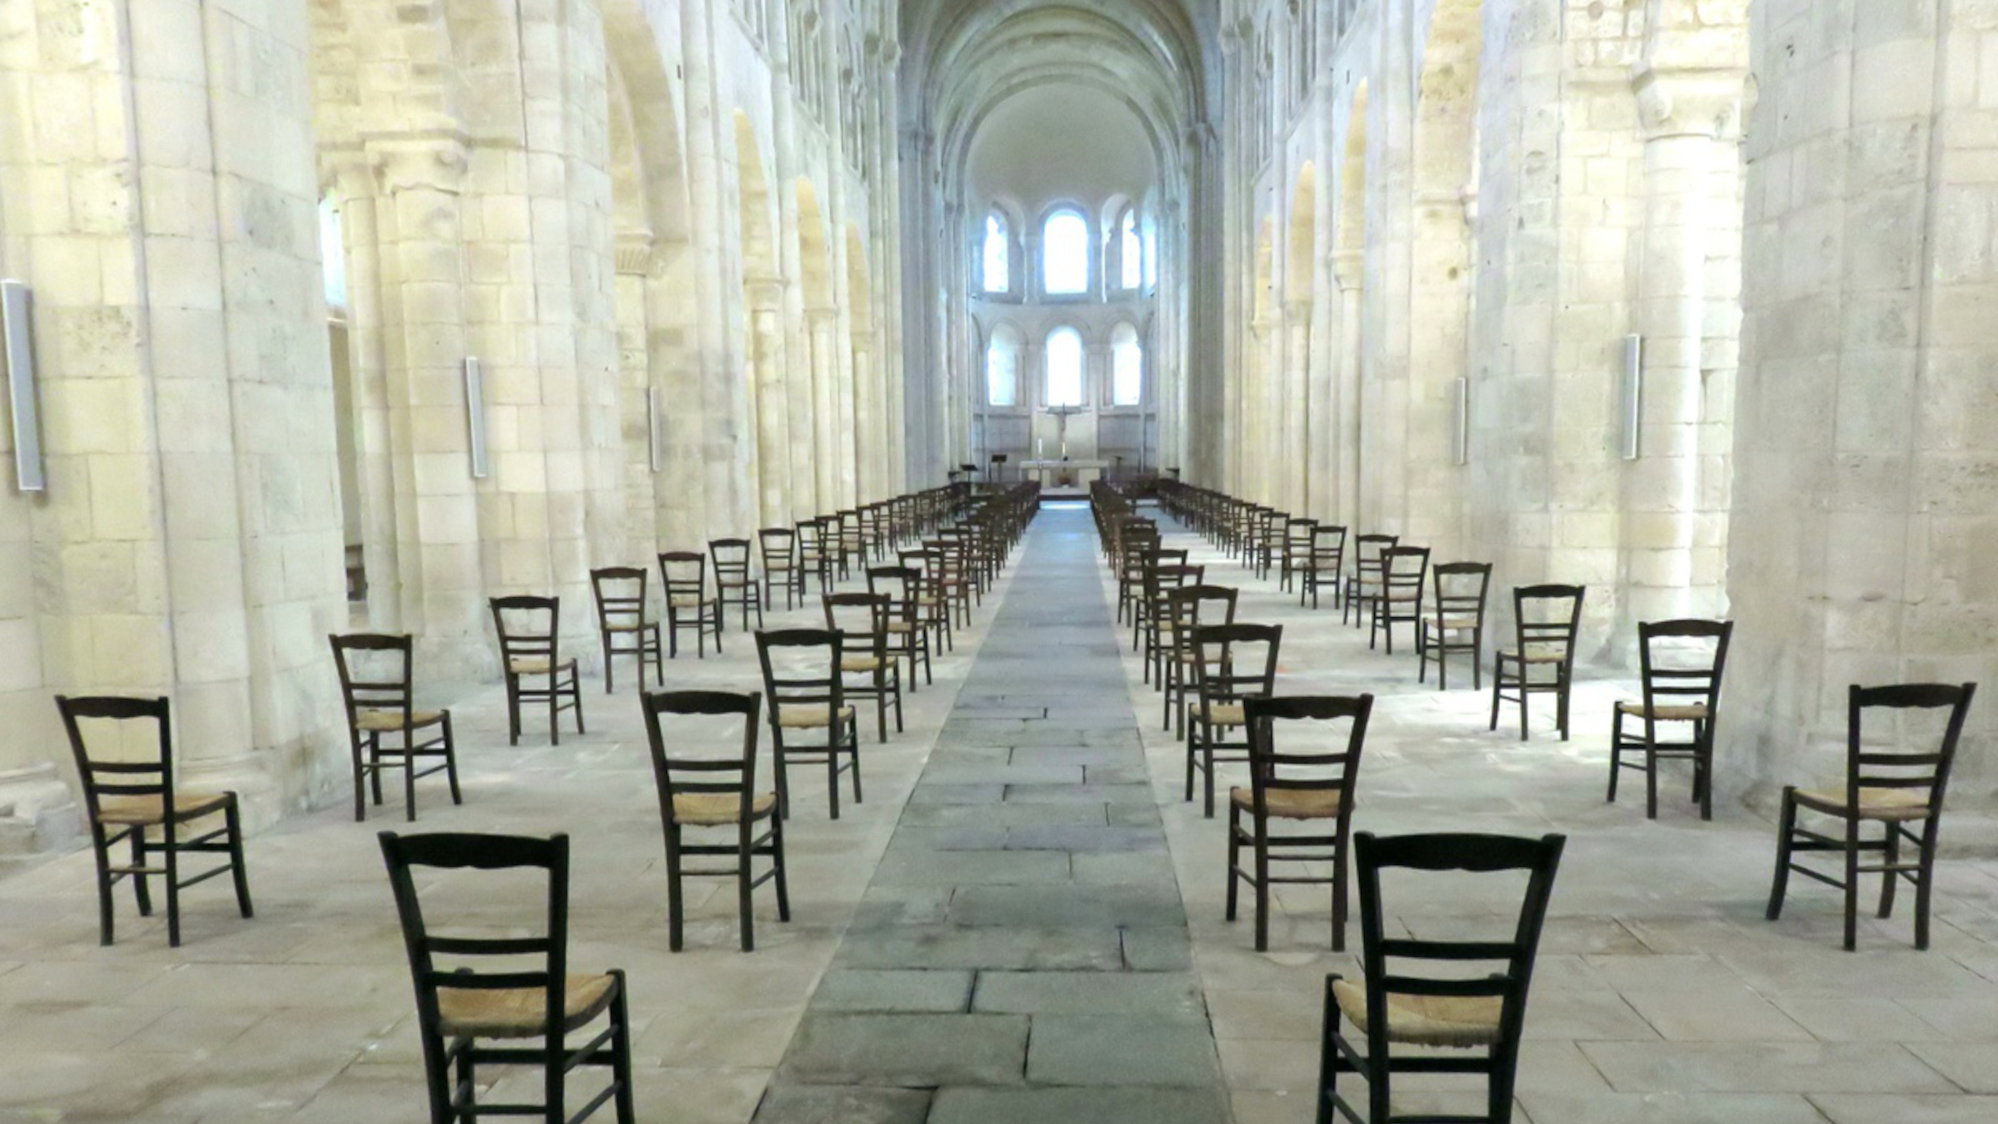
[436,973,618,1039]
[95,791,232,826]
[884,621,915,633]
[670,791,776,826]
[1330,977,1503,1048]
[840,655,883,672]
[778,705,856,729]
[669,594,705,609]
[1197,702,1246,727]
[1793,786,1932,822]
[1498,647,1565,664]
[1230,786,1343,820]
[1430,614,1479,630]
[355,707,447,732]
[602,622,644,633]
[1615,700,1709,721]
[508,658,555,675]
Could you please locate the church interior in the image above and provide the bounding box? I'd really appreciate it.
[3,0,1998,1121]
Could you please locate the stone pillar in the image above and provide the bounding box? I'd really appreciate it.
[1728,0,1998,806]
[808,309,840,508]
[1333,250,1364,524]
[747,281,792,526]
[615,236,659,550]
[1284,300,1312,514]
[330,155,406,633]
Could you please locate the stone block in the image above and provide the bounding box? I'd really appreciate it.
[778,1013,1027,1088]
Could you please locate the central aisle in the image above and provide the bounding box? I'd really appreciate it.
[754,504,1229,1124]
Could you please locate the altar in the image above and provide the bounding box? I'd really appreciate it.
[1017,459,1108,488]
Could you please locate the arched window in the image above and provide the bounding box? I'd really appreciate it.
[1042,209,1089,295]
[1119,207,1142,290]
[981,211,1010,293]
[1045,327,1084,406]
[1111,323,1142,405]
[986,325,1022,406]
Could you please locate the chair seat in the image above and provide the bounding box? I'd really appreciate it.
[669,595,708,609]
[602,622,650,633]
[508,658,567,675]
[778,706,857,729]
[1230,786,1343,820]
[1197,702,1245,727]
[96,791,233,826]
[671,791,777,826]
[1383,591,1421,602]
[1616,700,1710,721]
[355,708,447,733]
[841,655,884,672]
[884,621,916,634]
[1498,648,1566,664]
[436,973,618,1039]
[1427,614,1481,631]
[1793,786,1933,822]
[1330,977,1503,1048]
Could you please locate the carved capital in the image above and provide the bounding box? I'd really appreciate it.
[1631,65,1746,142]
[319,147,381,201]
[1331,249,1364,292]
[364,133,470,195]
[615,231,656,275]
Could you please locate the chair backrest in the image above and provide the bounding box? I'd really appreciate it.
[1311,523,1348,561]
[759,527,795,568]
[1350,831,1565,1053]
[490,595,560,666]
[896,547,927,573]
[795,520,824,554]
[55,695,174,823]
[1165,584,1241,639]
[330,632,417,721]
[590,567,650,632]
[1285,517,1316,552]
[1381,545,1430,601]
[1242,694,1373,817]
[1512,584,1585,665]
[1353,533,1398,578]
[754,628,845,722]
[1846,682,1978,814]
[1147,562,1204,600]
[823,592,890,657]
[866,566,923,624]
[658,551,708,599]
[1191,622,1283,702]
[1431,561,1492,622]
[1635,618,1732,720]
[640,690,762,827]
[709,539,753,580]
[838,510,864,543]
[378,831,570,1043]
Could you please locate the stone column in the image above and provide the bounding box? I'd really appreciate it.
[1333,250,1364,525]
[808,308,840,508]
[615,236,659,549]
[747,281,792,526]
[330,155,406,632]
[1284,299,1312,514]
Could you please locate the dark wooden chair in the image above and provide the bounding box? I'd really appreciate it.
[55,695,253,947]
[1369,545,1430,655]
[1113,518,1160,624]
[378,830,635,1124]
[1767,682,1977,950]
[588,567,662,693]
[1420,562,1492,690]
[759,526,804,611]
[1318,831,1566,1124]
[1161,584,1240,737]
[330,632,462,821]
[1302,523,1348,609]
[658,551,723,659]
[796,519,835,596]
[1279,516,1317,594]
[755,628,862,819]
[1231,694,1374,952]
[710,538,764,632]
[1187,622,1283,818]
[1342,533,1399,628]
[1608,619,1733,820]
[824,592,905,742]
[923,537,974,630]
[1131,546,1191,654]
[490,595,584,746]
[1142,561,1205,685]
[867,565,933,689]
[1489,584,1585,741]
[836,509,865,581]
[640,690,789,952]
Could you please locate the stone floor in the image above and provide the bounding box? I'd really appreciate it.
[3,503,1998,1122]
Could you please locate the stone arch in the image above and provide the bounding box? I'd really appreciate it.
[734,110,789,525]
[1336,81,1369,265]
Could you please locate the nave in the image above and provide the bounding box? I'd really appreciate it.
[5,501,1998,1122]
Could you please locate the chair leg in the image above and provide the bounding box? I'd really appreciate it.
[1488,1040,1522,1124]
[610,979,637,1124]
[1843,818,1861,951]
[369,733,385,807]
[1331,841,1348,953]
[602,634,614,694]
[443,715,464,804]
[1607,712,1623,803]
[773,812,792,921]
[130,829,152,916]
[1766,788,1797,921]
[1316,985,1339,1124]
[226,800,254,918]
[738,833,756,953]
[573,675,586,735]
[505,677,522,745]
[665,826,684,952]
[1225,810,1240,922]
[849,723,864,803]
[351,735,368,823]
[1489,662,1503,732]
[548,674,560,747]
[91,827,115,946]
[164,832,182,948]
[404,734,418,822]
[1253,833,1271,952]
[1645,740,1659,821]
[1879,827,1900,920]
[1915,824,1938,951]
[543,1036,564,1124]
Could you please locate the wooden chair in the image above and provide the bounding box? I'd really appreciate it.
[1767,682,1977,950]
[1187,622,1283,818]
[922,538,974,630]
[836,509,866,581]
[1318,831,1565,1124]
[1489,584,1585,741]
[588,567,662,693]
[1230,694,1373,952]
[330,632,462,821]
[1301,523,1348,609]
[55,695,254,947]
[640,690,789,952]
[867,565,933,689]
[754,628,862,819]
[378,830,635,1124]
[796,519,835,596]
[1342,533,1399,628]
[1279,516,1317,594]
[709,538,764,632]
[1161,584,1240,738]
[1369,545,1430,655]
[1141,561,1204,685]
[1113,518,1160,624]
[1131,547,1191,655]
[1419,562,1492,690]
[658,551,723,659]
[824,592,905,743]
[1608,619,1733,820]
[759,526,804,611]
[491,595,584,746]
[899,547,956,654]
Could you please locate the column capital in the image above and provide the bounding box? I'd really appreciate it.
[1331,249,1364,292]
[319,147,380,201]
[615,231,656,276]
[1631,65,1746,142]
[363,132,470,194]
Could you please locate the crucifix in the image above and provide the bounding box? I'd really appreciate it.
[1045,404,1083,459]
